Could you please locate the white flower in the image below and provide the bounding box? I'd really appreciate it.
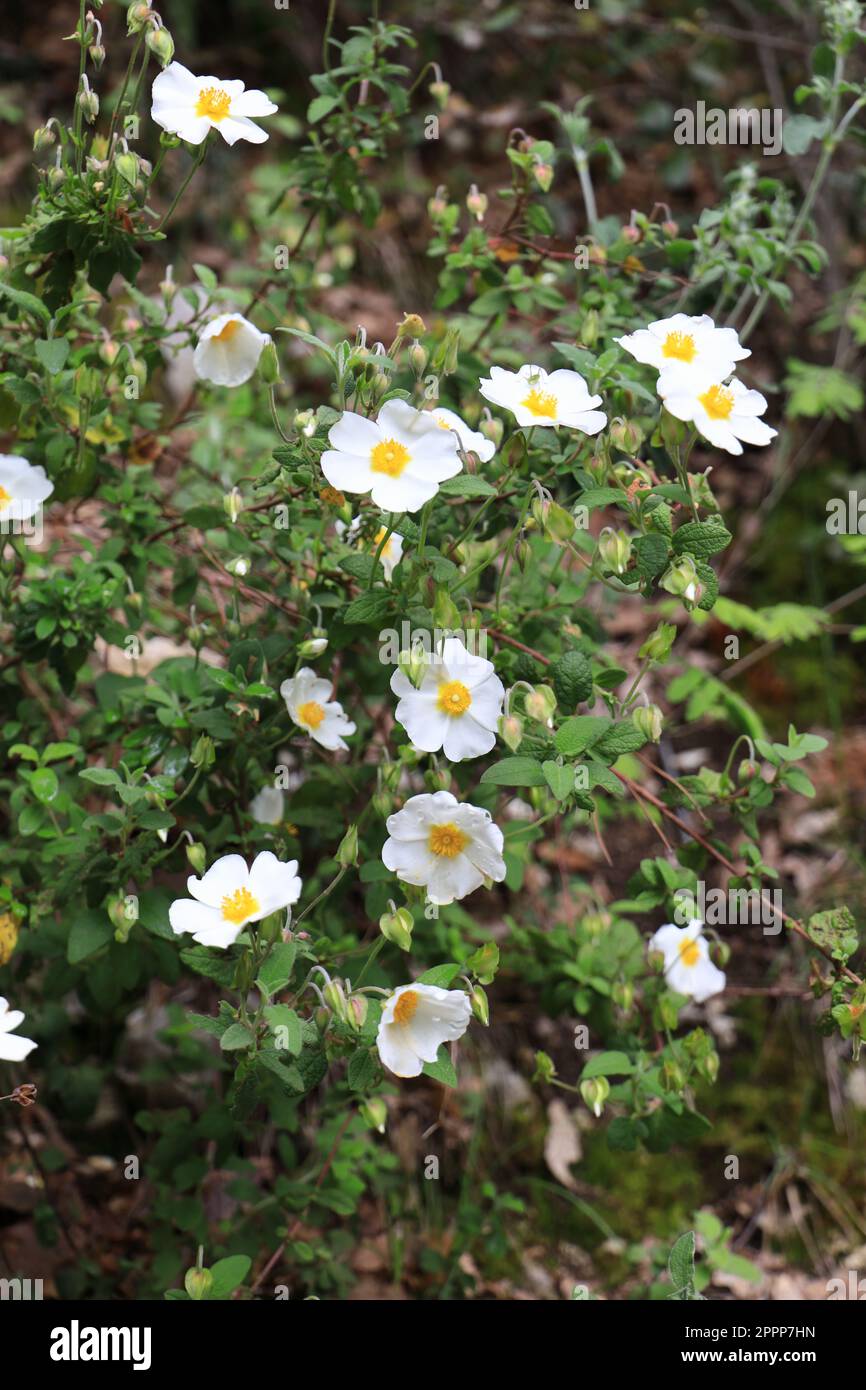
[336,517,404,581]
[0,997,37,1063]
[249,786,284,824]
[426,406,496,462]
[390,636,504,761]
[320,399,462,513]
[151,62,277,145]
[0,455,53,524]
[382,790,506,905]
[280,667,356,751]
[478,363,606,433]
[649,918,726,1003]
[615,313,750,392]
[169,851,302,949]
[660,374,777,456]
[194,314,271,387]
[376,982,471,1078]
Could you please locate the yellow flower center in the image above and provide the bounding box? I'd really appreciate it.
[436,679,472,717]
[661,331,697,363]
[393,990,419,1026]
[211,318,242,344]
[678,937,701,968]
[521,386,558,419]
[428,822,469,858]
[221,885,260,924]
[195,86,232,122]
[297,700,326,730]
[371,438,411,477]
[698,384,735,421]
[0,485,11,510]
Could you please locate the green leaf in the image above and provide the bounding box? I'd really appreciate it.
[257,941,297,997]
[416,963,461,987]
[208,1255,251,1299]
[593,722,646,759]
[263,1004,302,1055]
[438,474,497,498]
[79,766,122,786]
[307,94,341,123]
[554,715,611,757]
[343,591,392,626]
[34,338,70,374]
[542,760,574,800]
[67,910,114,964]
[634,532,669,580]
[671,520,732,558]
[347,1048,378,1092]
[180,947,239,988]
[30,767,60,804]
[422,1045,458,1088]
[668,1231,697,1299]
[220,1023,255,1051]
[0,281,51,324]
[480,756,546,787]
[582,1051,635,1079]
[550,650,593,709]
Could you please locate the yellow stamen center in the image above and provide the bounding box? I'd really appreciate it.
[428,822,469,858]
[521,386,558,419]
[211,318,242,344]
[371,438,411,477]
[678,937,701,968]
[221,885,260,924]
[698,384,735,421]
[436,680,471,717]
[195,86,232,122]
[297,700,326,730]
[393,990,419,1026]
[661,331,697,363]
[0,486,10,510]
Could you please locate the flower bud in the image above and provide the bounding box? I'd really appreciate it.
[532,1050,557,1083]
[47,163,66,191]
[661,1059,686,1092]
[223,487,243,524]
[336,823,359,867]
[608,417,644,454]
[580,308,600,347]
[396,313,426,339]
[186,841,207,876]
[429,80,451,109]
[298,634,328,659]
[597,527,632,575]
[498,711,524,752]
[159,265,177,303]
[710,938,731,968]
[323,978,349,1023]
[190,734,215,769]
[424,766,451,793]
[379,905,414,951]
[470,986,489,1027]
[145,24,175,67]
[360,1097,388,1132]
[531,494,574,544]
[662,219,679,236]
[227,556,250,578]
[89,43,106,70]
[612,980,634,1012]
[633,703,663,743]
[346,994,369,1032]
[427,185,448,220]
[580,1075,610,1118]
[258,338,281,385]
[33,125,57,152]
[660,554,702,610]
[127,2,153,33]
[638,622,676,663]
[525,684,557,725]
[695,1050,719,1084]
[408,339,428,375]
[184,1266,213,1301]
[621,224,641,243]
[466,183,488,221]
[533,161,554,192]
[77,84,99,123]
[479,414,503,447]
[737,758,759,784]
